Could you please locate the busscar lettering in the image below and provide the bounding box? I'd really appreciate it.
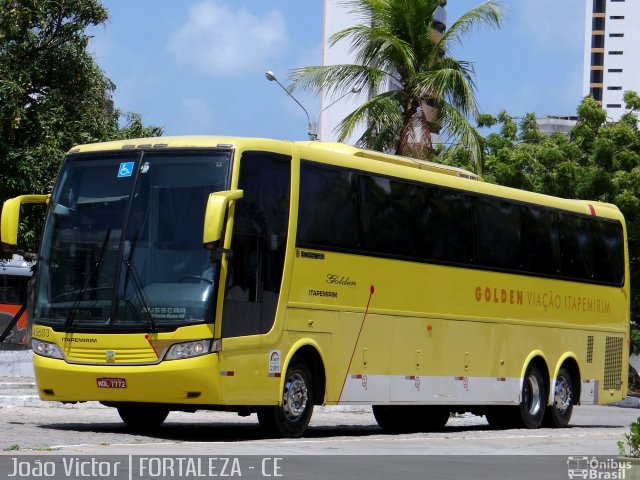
[142,307,187,320]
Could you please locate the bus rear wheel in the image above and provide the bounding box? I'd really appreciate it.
[258,358,314,438]
[543,367,574,428]
[117,404,169,430]
[515,364,546,429]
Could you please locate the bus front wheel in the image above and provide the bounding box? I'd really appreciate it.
[258,358,314,438]
[117,404,169,430]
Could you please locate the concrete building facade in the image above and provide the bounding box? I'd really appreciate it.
[583,0,640,121]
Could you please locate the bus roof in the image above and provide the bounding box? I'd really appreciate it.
[67,136,623,222]
[68,136,477,179]
[295,141,480,180]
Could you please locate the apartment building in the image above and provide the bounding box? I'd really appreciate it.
[583,0,640,120]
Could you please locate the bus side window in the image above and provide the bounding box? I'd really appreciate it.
[559,214,595,280]
[297,163,361,249]
[473,196,522,270]
[521,206,560,275]
[419,187,473,264]
[591,219,624,285]
[359,174,420,257]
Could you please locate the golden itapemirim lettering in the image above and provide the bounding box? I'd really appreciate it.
[475,286,611,314]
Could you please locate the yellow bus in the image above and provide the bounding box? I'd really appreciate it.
[1,136,629,437]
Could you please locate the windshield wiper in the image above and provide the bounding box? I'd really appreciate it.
[121,234,157,333]
[65,228,111,331]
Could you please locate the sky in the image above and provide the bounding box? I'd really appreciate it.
[89,0,586,142]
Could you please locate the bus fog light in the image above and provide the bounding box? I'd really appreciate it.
[31,339,63,359]
[165,340,212,360]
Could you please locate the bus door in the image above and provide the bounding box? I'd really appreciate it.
[221,151,290,338]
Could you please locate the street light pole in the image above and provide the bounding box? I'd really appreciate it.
[265,70,362,142]
[265,71,317,141]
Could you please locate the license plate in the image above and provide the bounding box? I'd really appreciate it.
[96,377,127,388]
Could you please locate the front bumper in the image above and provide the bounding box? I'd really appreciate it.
[33,353,223,405]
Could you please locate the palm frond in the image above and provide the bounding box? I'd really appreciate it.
[439,1,503,54]
[412,61,479,119]
[288,64,387,98]
[435,101,485,174]
[335,89,404,145]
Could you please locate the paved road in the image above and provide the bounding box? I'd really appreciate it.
[0,400,637,456]
[2,384,638,480]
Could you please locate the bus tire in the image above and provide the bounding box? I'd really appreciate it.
[117,405,169,430]
[515,364,546,429]
[416,406,450,431]
[257,358,314,438]
[372,405,405,432]
[485,407,517,429]
[543,367,574,428]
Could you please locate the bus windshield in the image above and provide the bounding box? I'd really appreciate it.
[35,150,232,332]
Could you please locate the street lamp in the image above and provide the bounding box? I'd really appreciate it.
[265,70,362,141]
[265,71,316,140]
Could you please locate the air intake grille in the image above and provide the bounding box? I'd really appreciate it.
[603,336,623,391]
[587,336,594,364]
[0,287,20,304]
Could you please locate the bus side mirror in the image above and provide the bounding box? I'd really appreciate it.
[1,194,49,251]
[202,190,244,246]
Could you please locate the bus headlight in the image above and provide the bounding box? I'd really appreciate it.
[32,339,63,359]
[165,340,212,360]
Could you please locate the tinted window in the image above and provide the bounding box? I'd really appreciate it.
[560,214,595,280]
[473,197,522,270]
[419,187,473,263]
[359,175,419,257]
[521,206,560,275]
[592,220,624,284]
[298,163,360,249]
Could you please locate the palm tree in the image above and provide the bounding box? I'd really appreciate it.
[288,0,503,173]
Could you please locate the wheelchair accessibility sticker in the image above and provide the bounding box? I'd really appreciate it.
[118,162,135,178]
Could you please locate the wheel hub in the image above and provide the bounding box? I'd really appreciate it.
[525,374,542,416]
[553,377,572,414]
[282,373,308,420]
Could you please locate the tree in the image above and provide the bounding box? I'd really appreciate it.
[0,0,161,250]
[289,0,502,170]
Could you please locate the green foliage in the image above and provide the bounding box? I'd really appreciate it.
[289,0,503,169]
[0,0,161,252]
[619,417,640,458]
[441,95,640,323]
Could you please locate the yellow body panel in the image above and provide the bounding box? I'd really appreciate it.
[26,136,629,410]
